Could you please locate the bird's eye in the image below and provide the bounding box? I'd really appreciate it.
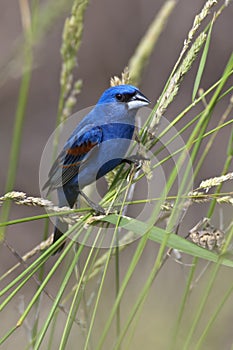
[115,93,125,102]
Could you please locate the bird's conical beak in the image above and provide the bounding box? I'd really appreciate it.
[127,91,150,110]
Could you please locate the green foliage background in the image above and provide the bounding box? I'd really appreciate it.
[0,1,233,349]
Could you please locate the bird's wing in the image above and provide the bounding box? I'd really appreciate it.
[43,125,103,192]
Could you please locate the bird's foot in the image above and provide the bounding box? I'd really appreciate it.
[121,154,149,168]
[79,190,106,215]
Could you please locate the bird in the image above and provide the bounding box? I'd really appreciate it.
[43,84,150,252]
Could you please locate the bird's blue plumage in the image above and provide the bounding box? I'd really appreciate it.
[43,84,150,252]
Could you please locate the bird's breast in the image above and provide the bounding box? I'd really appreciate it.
[101,122,135,141]
[76,122,135,188]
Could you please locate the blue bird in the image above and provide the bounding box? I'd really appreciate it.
[43,84,150,252]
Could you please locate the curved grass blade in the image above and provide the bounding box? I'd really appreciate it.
[101,215,233,267]
[192,18,214,101]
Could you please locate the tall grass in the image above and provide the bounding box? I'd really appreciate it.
[0,1,233,349]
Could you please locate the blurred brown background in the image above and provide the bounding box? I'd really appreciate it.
[0,1,233,349]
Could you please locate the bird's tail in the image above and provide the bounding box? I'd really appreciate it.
[52,219,68,254]
[52,186,79,254]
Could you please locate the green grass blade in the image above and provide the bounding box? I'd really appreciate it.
[0,50,33,241]
[59,227,103,350]
[192,18,214,101]
[195,280,233,350]
[96,232,150,350]
[34,244,84,349]
[0,325,19,347]
[182,260,222,350]
[101,215,233,267]
[171,257,198,349]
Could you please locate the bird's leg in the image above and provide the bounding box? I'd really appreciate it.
[79,190,106,214]
[121,154,149,167]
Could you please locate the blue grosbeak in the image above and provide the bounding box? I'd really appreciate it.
[43,84,150,252]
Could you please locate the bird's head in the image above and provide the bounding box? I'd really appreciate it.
[98,85,150,111]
